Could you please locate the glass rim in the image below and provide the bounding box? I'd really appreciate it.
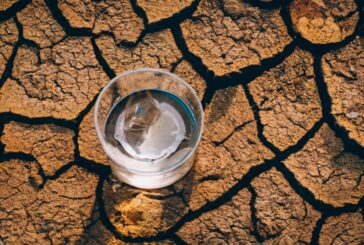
[94,68,204,175]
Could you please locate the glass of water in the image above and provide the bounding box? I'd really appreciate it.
[94,68,204,189]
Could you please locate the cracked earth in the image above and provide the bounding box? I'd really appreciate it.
[0,0,363,244]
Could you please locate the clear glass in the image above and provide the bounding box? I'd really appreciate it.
[94,68,204,189]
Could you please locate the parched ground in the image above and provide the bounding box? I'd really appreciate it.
[0,0,363,244]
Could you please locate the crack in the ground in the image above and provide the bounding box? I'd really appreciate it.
[275,160,364,215]
[171,24,297,109]
[0,112,76,130]
[243,0,291,10]
[0,0,363,243]
[44,0,92,36]
[131,0,200,32]
[242,83,281,155]
[310,214,327,244]
[212,120,254,146]
[90,37,116,79]
[313,54,364,158]
[0,16,22,90]
[0,152,36,163]
[98,158,276,242]
[247,185,265,243]
[169,233,188,244]
[0,0,32,21]
[94,119,332,242]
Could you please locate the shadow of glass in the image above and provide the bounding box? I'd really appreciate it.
[81,169,195,240]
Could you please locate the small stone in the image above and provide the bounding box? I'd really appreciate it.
[346,111,359,119]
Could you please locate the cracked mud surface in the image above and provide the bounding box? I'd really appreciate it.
[136,0,195,24]
[284,123,364,207]
[0,0,363,243]
[290,0,359,44]
[249,48,322,151]
[0,160,98,244]
[58,0,144,44]
[0,18,18,79]
[180,0,292,76]
[319,209,364,244]
[1,121,74,176]
[251,168,321,244]
[322,37,364,147]
[18,0,66,48]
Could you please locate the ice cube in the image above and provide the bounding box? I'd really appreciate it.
[114,91,186,161]
[124,91,161,132]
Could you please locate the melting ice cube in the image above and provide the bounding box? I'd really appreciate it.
[114,91,186,161]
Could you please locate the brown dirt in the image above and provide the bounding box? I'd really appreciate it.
[290,0,360,44]
[322,37,364,147]
[58,0,144,44]
[0,0,18,11]
[0,160,98,244]
[78,105,113,166]
[0,19,18,78]
[0,0,363,243]
[17,0,66,48]
[181,0,292,76]
[319,210,364,244]
[177,189,257,244]
[0,37,109,120]
[96,29,182,74]
[249,48,322,150]
[251,168,321,244]
[284,123,364,207]
[1,121,74,175]
[136,0,194,24]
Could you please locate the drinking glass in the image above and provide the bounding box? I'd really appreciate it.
[94,68,203,189]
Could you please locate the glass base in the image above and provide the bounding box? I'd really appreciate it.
[110,153,195,189]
